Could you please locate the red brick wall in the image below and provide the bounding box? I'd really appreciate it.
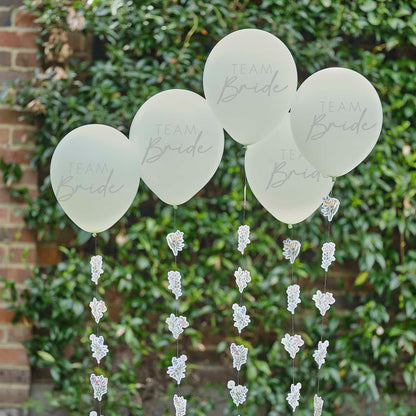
[0,0,39,408]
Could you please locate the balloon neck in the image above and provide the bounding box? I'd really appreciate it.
[331,176,337,183]
[173,205,178,210]
[92,233,97,238]
[288,224,293,229]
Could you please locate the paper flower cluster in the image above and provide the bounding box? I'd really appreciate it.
[286,382,302,412]
[314,394,324,416]
[281,333,304,359]
[174,394,187,416]
[227,380,248,406]
[230,343,248,371]
[286,284,301,314]
[321,196,340,222]
[234,267,251,293]
[283,239,301,264]
[89,334,109,364]
[313,340,329,369]
[168,270,182,299]
[167,354,187,385]
[90,374,108,401]
[232,304,250,333]
[237,224,250,254]
[89,297,107,324]
[312,290,335,316]
[90,255,104,285]
[166,313,189,339]
[167,230,185,256]
[321,242,336,272]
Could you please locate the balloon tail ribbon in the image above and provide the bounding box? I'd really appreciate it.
[313,191,340,416]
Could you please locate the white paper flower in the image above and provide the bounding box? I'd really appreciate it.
[89,297,107,324]
[321,196,340,222]
[234,267,251,293]
[286,284,301,314]
[281,333,304,359]
[90,255,104,285]
[167,354,187,384]
[321,242,336,272]
[227,380,248,406]
[168,270,182,299]
[166,230,185,256]
[173,394,187,416]
[312,290,335,316]
[237,225,250,254]
[90,374,108,401]
[286,382,301,412]
[166,313,189,339]
[89,334,109,364]
[313,340,329,369]
[283,239,301,264]
[89,412,97,416]
[314,394,324,416]
[232,304,250,333]
[230,343,248,371]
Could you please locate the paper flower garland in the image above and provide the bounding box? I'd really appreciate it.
[174,394,187,416]
[167,355,188,384]
[166,230,185,256]
[232,304,250,333]
[282,235,303,412]
[321,196,340,222]
[90,334,109,364]
[312,194,340,416]
[227,380,248,406]
[234,267,251,293]
[287,382,302,412]
[313,290,336,316]
[230,343,248,371]
[287,284,301,314]
[88,253,108,413]
[166,227,189,415]
[313,340,329,369]
[168,270,182,299]
[237,224,250,255]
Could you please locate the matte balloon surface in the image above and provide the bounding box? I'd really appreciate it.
[203,28,297,145]
[51,124,140,233]
[290,67,383,177]
[245,115,334,224]
[129,89,224,206]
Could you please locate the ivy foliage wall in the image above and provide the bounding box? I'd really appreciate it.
[1,0,415,415]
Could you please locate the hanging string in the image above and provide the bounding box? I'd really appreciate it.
[281,226,303,412]
[313,186,339,416]
[89,233,108,416]
[166,205,188,416]
[227,146,251,414]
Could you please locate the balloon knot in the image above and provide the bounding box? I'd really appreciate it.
[92,233,97,238]
[288,224,293,229]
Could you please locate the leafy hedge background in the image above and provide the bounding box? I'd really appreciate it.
[1,0,416,415]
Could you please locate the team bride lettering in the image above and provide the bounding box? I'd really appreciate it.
[56,162,124,202]
[141,124,213,164]
[306,101,377,142]
[216,63,288,104]
[266,149,328,189]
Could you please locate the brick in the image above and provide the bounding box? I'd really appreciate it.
[0,267,32,284]
[0,366,30,384]
[0,327,5,342]
[11,128,35,146]
[0,109,29,125]
[0,51,11,66]
[1,147,31,164]
[0,245,6,263]
[13,10,37,28]
[14,51,38,67]
[0,128,9,145]
[0,11,12,27]
[37,244,60,265]
[9,247,36,264]
[19,168,37,186]
[0,69,32,82]
[0,385,30,404]
[0,207,7,222]
[0,309,15,324]
[0,346,28,365]
[0,227,35,243]
[0,31,37,48]
[8,207,24,224]
[7,325,31,343]
[1,0,23,6]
